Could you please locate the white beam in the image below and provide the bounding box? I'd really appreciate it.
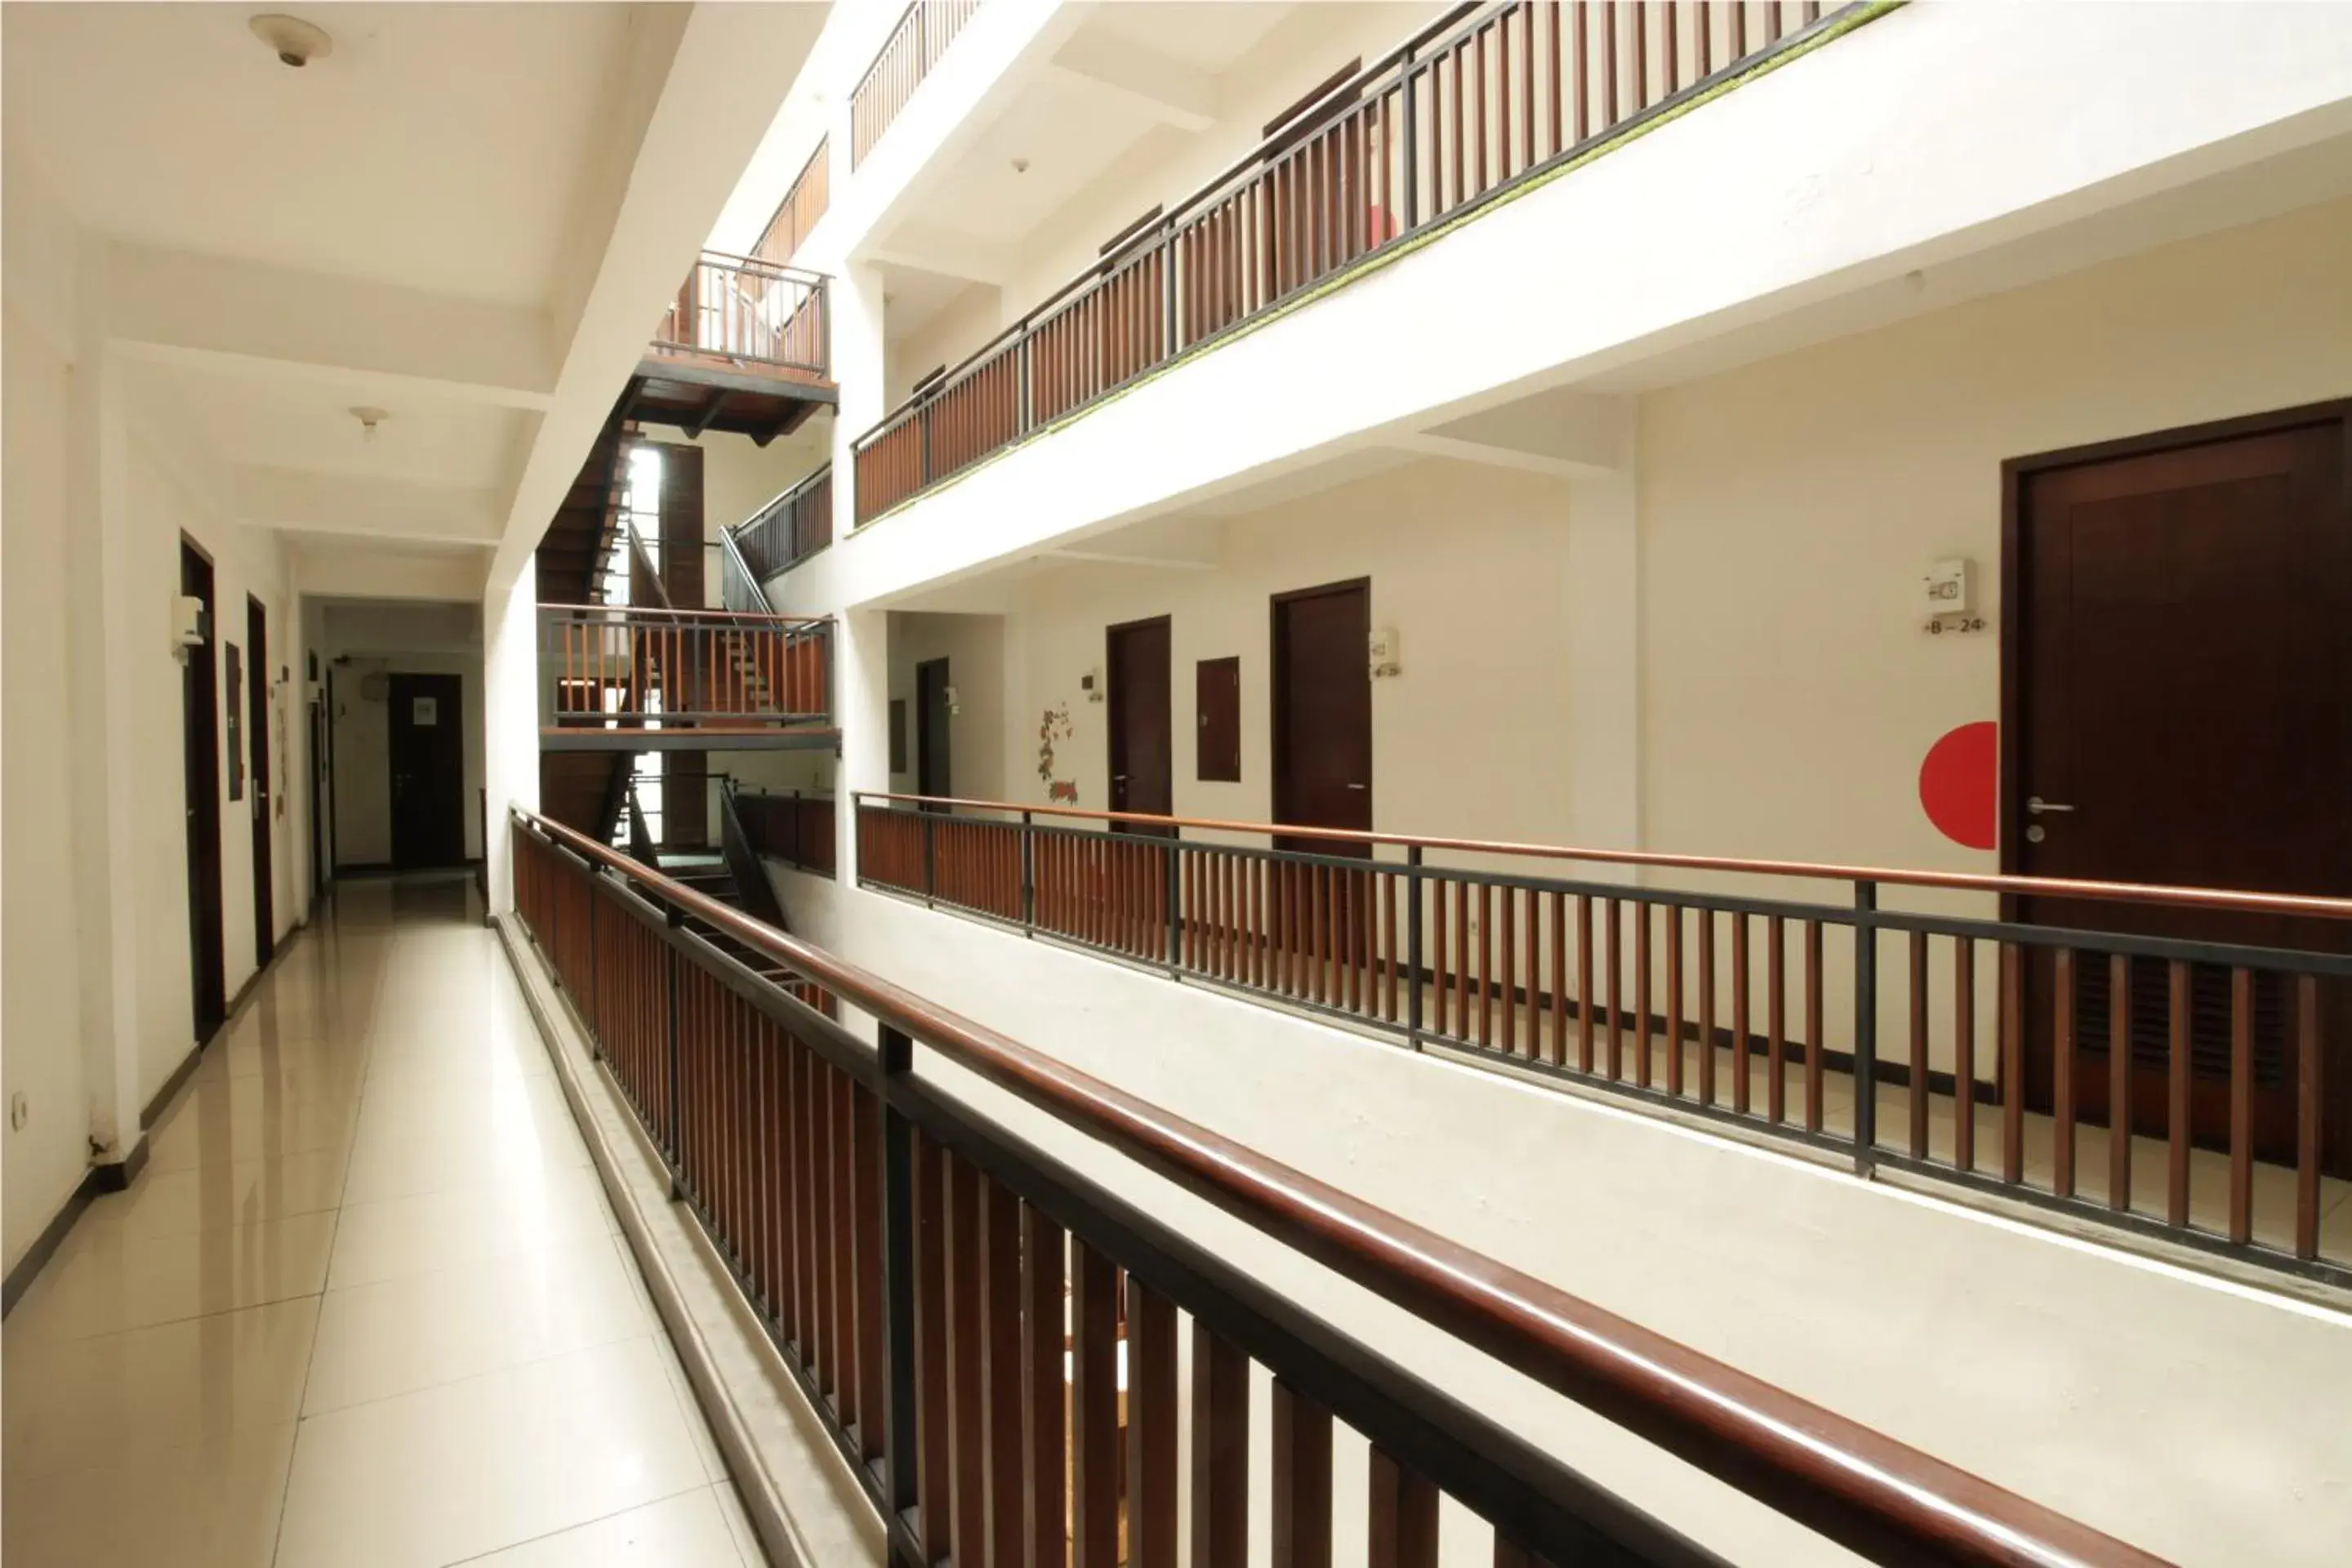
[104,242,556,410]
[290,539,489,602]
[868,223,1021,288]
[234,466,506,545]
[1388,388,1635,479]
[1045,30,1219,133]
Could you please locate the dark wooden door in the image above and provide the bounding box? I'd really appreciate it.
[2009,405,2352,1169]
[310,696,329,899]
[915,658,951,805]
[388,674,467,869]
[180,541,225,1043]
[247,597,274,967]
[1272,579,1372,847]
[1107,616,1173,833]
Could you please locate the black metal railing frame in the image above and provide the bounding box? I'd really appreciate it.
[728,463,834,586]
[510,813,1722,1567]
[853,798,2352,1290]
[850,2,1878,515]
[732,783,837,878]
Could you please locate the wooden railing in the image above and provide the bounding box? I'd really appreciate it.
[540,604,832,728]
[729,463,834,586]
[512,806,2169,1568]
[733,787,835,879]
[754,139,829,268]
[852,1,1882,523]
[849,0,983,169]
[653,252,830,376]
[854,792,2352,1292]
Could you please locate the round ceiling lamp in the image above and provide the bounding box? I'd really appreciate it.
[249,14,332,69]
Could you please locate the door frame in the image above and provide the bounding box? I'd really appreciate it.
[1106,613,1173,835]
[247,595,274,968]
[179,536,226,1044]
[914,657,951,808]
[1997,398,2352,893]
[386,671,467,870]
[1270,576,1372,848]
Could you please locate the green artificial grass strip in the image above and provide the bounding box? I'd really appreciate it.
[857,0,1904,530]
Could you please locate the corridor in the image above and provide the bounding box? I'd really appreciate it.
[2,877,764,1567]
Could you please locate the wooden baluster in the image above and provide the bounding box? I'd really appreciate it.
[1272,1379,1333,1568]
[853,1080,885,1463]
[1522,886,1541,1059]
[2229,965,2252,1245]
[1575,893,1594,1071]
[1070,1241,1121,1567]
[1385,870,1401,1022]
[1019,1206,1066,1568]
[913,1133,952,1565]
[1634,901,1653,1089]
[1454,880,1472,1040]
[1127,1279,1178,1568]
[2054,947,2077,1198]
[2296,973,2323,1260]
[1663,904,1683,1096]
[1909,932,1931,1160]
[1604,897,1623,1079]
[1697,908,1716,1107]
[1953,939,1976,1175]
[1432,875,1450,1036]
[1804,920,1824,1134]
[1548,889,1568,1066]
[2108,953,2131,1213]
[1496,882,1513,1054]
[1366,1447,1439,1568]
[946,1156,987,1566]
[1191,1325,1249,1567]
[2001,943,2025,1185]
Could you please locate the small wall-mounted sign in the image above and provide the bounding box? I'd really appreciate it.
[412,696,439,726]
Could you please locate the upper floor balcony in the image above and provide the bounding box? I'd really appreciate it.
[848,0,1865,524]
[538,602,835,751]
[634,249,835,447]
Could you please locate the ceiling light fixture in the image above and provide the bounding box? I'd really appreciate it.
[1011,158,1031,175]
[350,406,389,440]
[250,14,332,69]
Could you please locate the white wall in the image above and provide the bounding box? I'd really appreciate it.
[985,461,1572,842]
[884,611,1009,801]
[321,602,488,866]
[3,306,93,1271]
[771,866,2352,1568]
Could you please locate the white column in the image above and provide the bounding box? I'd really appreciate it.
[63,325,146,1158]
[1562,399,1642,862]
[480,568,541,915]
[835,606,890,881]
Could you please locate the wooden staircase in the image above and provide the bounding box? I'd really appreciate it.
[534,381,644,605]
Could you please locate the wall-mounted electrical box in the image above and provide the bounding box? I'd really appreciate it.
[1922,558,1972,614]
[173,595,209,649]
[1369,625,1401,678]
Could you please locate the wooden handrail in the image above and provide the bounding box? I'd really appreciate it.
[516,804,2172,1567]
[851,791,2352,923]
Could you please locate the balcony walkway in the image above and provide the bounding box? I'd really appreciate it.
[1,876,764,1568]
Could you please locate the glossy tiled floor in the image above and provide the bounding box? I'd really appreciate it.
[3,875,766,1567]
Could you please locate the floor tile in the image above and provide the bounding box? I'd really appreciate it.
[325,1163,618,1290]
[6,1209,339,1343]
[2,1296,319,1481]
[74,1147,351,1241]
[338,1122,593,1208]
[145,1088,364,1175]
[274,1337,710,1568]
[449,1486,747,1567]
[0,1418,297,1568]
[303,1236,655,1415]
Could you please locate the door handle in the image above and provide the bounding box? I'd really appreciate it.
[1346,782,1368,791]
[2026,796,2075,815]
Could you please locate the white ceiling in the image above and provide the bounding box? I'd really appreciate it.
[2,2,638,306]
[154,362,534,490]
